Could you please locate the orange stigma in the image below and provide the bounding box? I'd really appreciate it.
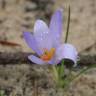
[40,48,55,61]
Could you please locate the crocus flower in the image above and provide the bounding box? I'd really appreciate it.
[23,10,78,65]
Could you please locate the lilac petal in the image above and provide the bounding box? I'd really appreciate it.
[48,57,56,64]
[34,20,53,51]
[49,10,63,48]
[56,44,78,64]
[48,56,61,65]
[28,55,45,65]
[23,32,42,55]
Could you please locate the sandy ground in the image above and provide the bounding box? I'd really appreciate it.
[55,0,96,52]
[0,0,96,96]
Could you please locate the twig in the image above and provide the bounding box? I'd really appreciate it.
[0,52,96,67]
[0,40,21,47]
[0,52,32,64]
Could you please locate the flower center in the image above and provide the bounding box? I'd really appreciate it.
[40,48,55,61]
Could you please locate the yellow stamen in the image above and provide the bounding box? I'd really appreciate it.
[40,48,55,61]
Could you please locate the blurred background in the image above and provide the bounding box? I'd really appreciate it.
[0,0,95,53]
[0,0,96,96]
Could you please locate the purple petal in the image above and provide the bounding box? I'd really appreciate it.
[56,44,78,64]
[49,10,63,48]
[48,57,56,64]
[48,55,61,65]
[28,55,45,65]
[23,32,42,55]
[34,20,53,51]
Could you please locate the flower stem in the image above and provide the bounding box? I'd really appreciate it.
[65,5,71,43]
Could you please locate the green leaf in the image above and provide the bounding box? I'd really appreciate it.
[59,60,65,78]
[52,66,59,82]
